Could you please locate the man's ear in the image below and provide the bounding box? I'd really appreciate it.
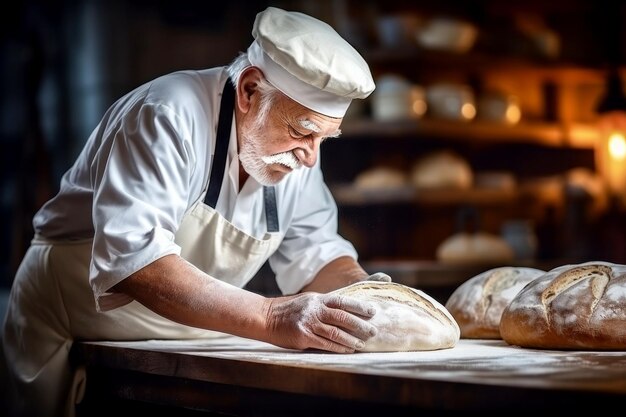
[236,67,264,114]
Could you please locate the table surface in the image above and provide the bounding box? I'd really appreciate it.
[73,334,626,415]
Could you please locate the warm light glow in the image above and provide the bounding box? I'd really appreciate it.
[412,99,427,117]
[461,103,476,120]
[596,112,626,200]
[505,104,522,124]
[608,132,626,160]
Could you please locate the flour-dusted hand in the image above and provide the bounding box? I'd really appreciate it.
[365,272,392,282]
[265,292,378,353]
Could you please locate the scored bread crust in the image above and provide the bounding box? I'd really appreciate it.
[500,261,626,350]
[331,281,460,352]
[445,266,545,339]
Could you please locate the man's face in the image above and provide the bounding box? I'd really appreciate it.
[239,93,342,186]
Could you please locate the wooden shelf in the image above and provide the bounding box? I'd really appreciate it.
[339,118,598,149]
[363,46,601,74]
[364,46,614,80]
[329,184,522,206]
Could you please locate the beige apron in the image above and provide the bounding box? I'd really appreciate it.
[2,82,282,417]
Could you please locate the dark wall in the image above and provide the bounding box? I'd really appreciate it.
[0,0,271,289]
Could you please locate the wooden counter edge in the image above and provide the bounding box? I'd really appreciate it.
[70,341,626,416]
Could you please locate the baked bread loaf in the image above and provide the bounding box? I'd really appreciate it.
[354,166,408,189]
[445,266,545,339]
[500,261,626,350]
[410,150,473,189]
[436,231,515,265]
[331,281,460,352]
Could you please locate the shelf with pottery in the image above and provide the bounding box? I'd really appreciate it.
[363,46,608,76]
[325,119,593,208]
[351,29,607,151]
[328,181,565,208]
[339,118,599,149]
[364,8,610,78]
[354,4,613,155]
[329,184,521,207]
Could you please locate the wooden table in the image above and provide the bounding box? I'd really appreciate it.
[71,334,626,416]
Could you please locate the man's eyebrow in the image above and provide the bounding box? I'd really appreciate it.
[298,119,321,132]
[298,119,341,138]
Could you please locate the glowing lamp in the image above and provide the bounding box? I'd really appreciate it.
[595,70,626,202]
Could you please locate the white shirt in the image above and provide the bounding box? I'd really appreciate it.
[33,67,357,296]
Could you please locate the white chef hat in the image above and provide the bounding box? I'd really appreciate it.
[248,7,375,118]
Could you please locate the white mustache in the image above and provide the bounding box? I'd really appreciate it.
[261,152,301,170]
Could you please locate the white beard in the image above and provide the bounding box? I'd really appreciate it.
[239,130,301,186]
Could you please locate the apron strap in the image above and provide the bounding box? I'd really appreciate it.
[204,82,236,208]
[263,186,279,232]
[204,80,280,233]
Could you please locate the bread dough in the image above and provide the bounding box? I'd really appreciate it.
[331,281,460,352]
[445,266,545,339]
[500,261,626,350]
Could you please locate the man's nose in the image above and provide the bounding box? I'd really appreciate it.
[293,140,319,168]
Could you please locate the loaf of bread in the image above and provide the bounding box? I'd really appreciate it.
[410,150,473,189]
[331,281,460,352]
[445,266,545,339]
[354,166,408,189]
[500,261,626,350]
[436,231,515,265]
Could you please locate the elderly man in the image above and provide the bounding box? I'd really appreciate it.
[2,6,391,417]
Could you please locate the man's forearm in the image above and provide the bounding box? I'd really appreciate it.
[111,253,380,353]
[301,255,369,293]
[111,254,271,340]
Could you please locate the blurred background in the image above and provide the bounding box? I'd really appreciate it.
[2,0,626,305]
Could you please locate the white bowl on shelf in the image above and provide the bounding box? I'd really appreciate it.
[416,17,478,53]
[425,83,476,121]
[376,14,422,48]
[371,75,427,121]
[477,92,522,125]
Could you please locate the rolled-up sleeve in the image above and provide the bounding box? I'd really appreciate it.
[90,103,194,311]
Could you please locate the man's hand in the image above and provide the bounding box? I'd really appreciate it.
[365,272,392,282]
[265,292,378,353]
